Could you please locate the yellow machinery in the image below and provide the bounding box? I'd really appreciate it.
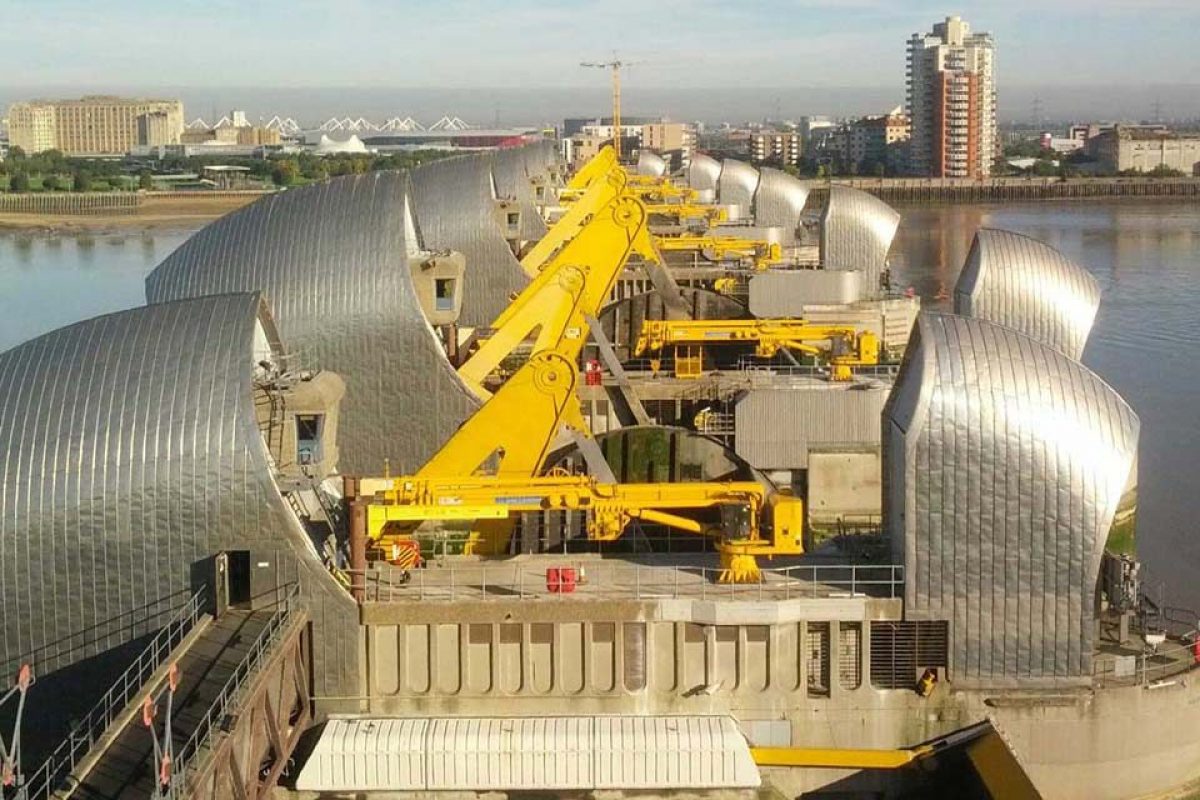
[657,235,784,271]
[634,319,880,380]
[356,156,805,582]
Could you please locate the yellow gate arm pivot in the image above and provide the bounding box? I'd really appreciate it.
[458,185,659,400]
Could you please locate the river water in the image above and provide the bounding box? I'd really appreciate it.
[1,199,1198,606]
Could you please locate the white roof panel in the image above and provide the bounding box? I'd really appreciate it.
[296,716,759,792]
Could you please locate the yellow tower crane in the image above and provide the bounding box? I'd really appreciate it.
[580,58,640,161]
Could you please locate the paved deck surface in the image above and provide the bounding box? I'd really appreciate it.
[362,553,903,604]
[70,610,273,799]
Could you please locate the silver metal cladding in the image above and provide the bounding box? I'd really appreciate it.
[407,153,532,326]
[882,313,1139,686]
[820,185,901,295]
[145,170,480,476]
[717,159,761,212]
[0,294,359,696]
[490,146,550,242]
[687,154,722,192]
[636,150,668,178]
[954,228,1101,360]
[753,168,810,243]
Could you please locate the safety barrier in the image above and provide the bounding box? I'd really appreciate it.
[349,561,904,604]
[169,583,302,792]
[18,588,207,800]
[0,192,141,216]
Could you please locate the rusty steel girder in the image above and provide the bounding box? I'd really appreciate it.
[183,614,311,800]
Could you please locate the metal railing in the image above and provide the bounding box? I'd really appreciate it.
[19,588,208,800]
[1093,634,1200,688]
[169,583,302,794]
[351,562,904,604]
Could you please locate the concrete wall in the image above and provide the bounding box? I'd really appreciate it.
[356,596,981,754]
[808,450,882,523]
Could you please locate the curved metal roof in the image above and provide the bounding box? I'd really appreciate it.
[753,168,810,243]
[687,154,722,192]
[819,186,900,294]
[491,146,550,242]
[883,313,1139,686]
[636,150,667,177]
[0,294,358,695]
[407,153,530,326]
[145,170,479,475]
[954,228,1100,360]
[717,159,760,211]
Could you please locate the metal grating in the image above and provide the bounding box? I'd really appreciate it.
[838,623,862,690]
[869,621,949,689]
[806,622,830,696]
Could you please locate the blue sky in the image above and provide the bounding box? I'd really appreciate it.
[2,0,1196,89]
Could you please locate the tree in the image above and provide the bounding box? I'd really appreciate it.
[271,159,299,186]
[6,146,26,162]
[42,174,61,191]
[73,172,90,192]
[9,172,30,192]
[139,171,154,190]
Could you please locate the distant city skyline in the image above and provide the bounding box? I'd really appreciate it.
[2,0,1195,92]
[3,84,1197,129]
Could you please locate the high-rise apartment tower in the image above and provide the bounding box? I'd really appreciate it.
[906,16,996,177]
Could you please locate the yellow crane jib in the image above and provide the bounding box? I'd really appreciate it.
[633,319,880,380]
[362,474,805,583]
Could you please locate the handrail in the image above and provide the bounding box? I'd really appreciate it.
[1093,633,1200,688]
[20,587,208,800]
[170,583,302,793]
[348,562,904,604]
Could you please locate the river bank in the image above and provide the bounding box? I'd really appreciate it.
[0,192,266,234]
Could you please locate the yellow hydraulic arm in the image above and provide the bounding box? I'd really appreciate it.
[460,172,659,400]
[634,319,880,380]
[657,235,784,270]
[363,474,804,582]
[563,145,618,195]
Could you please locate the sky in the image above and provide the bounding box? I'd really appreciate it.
[1,0,1198,123]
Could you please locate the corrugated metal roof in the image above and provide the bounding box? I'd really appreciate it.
[687,153,721,192]
[0,295,359,697]
[145,169,481,476]
[736,384,890,469]
[883,313,1139,685]
[407,152,531,326]
[717,158,760,214]
[820,185,901,294]
[954,228,1100,360]
[636,150,667,177]
[297,716,759,792]
[753,168,810,243]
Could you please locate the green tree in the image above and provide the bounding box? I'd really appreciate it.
[9,172,30,192]
[271,159,299,186]
[6,145,26,162]
[139,171,154,190]
[73,172,91,191]
[42,174,61,191]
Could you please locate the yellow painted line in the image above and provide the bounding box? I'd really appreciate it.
[750,746,930,769]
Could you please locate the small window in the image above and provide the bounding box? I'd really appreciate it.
[506,211,520,228]
[296,414,323,464]
[435,278,456,312]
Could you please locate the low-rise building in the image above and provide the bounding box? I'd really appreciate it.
[749,130,802,166]
[813,111,911,175]
[1087,126,1200,174]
